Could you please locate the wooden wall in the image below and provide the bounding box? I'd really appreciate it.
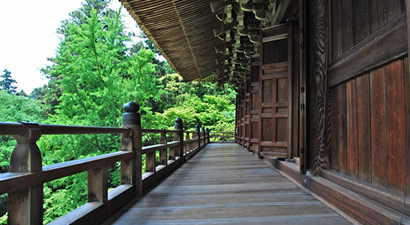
[327,0,409,193]
[330,57,409,193]
[330,0,406,62]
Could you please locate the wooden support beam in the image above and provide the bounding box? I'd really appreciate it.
[306,0,330,175]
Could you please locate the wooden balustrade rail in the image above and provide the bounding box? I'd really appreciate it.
[0,102,211,225]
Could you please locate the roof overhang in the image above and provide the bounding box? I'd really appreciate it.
[120,0,297,83]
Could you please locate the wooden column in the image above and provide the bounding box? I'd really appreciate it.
[196,124,201,149]
[307,0,330,175]
[174,118,184,162]
[121,102,142,195]
[185,132,191,153]
[159,131,167,165]
[8,125,43,225]
[206,128,210,144]
[201,127,206,147]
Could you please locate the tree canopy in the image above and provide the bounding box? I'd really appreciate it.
[0,69,17,94]
[0,1,236,224]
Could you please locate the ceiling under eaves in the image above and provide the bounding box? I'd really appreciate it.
[120,0,220,81]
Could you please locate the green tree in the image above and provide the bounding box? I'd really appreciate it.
[37,6,160,223]
[0,69,17,94]
[0,90,46,221]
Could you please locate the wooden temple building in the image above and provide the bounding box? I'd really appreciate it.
[1,0,410,224]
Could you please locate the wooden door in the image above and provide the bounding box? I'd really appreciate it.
[259,23,293,158]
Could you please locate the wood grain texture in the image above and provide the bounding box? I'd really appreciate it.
[352,0,369,45]
[356,74,371,182]
[307,0,329,175]
[330,84,347,172]
[369,0,387,33]
[104,144,351,225]
[346,79,358,178]
[385,60,406,192]
[370,67,387,187]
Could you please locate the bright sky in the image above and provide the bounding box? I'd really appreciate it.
[0,0,141,93]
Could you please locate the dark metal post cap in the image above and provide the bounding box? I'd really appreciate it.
[195,124,200,131]
[122,102,140,125]
[123,102,140,113]
[174,118,183,129]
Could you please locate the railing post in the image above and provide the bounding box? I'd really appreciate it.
[159,130,167,165]
[8,125,43,225]
[185,132,191,154]
[196,124,201,150]
[201,127,205,147]
[206,128,210,144]
[121,102,142,196]
[174,118,184,162]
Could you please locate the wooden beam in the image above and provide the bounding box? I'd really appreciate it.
[306,0,330,175]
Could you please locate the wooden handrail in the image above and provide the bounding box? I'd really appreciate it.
[0,151,134,195]
[0,122,130,135]
[141,128,180,133]
[0,102,212,225]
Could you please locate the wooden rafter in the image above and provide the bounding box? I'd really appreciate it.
[172,0,203,80]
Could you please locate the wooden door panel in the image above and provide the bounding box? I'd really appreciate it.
[259,23,292,158]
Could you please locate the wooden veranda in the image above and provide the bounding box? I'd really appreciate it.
[103,143,351,225]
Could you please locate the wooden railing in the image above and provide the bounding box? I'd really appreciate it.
[0,102,210,225]
[209,132,235,143]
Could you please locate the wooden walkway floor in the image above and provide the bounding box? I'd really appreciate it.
[104,143,352,225]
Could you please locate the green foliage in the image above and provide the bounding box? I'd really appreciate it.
[0,69,17,94]
[0,90,46,222]
[0,1,236,224]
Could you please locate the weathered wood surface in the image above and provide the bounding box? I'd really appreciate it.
[104,143,351,225]
[329,57,409,194]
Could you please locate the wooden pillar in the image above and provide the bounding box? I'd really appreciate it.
[202,127,206,147]
[174,118,184,162]
[206,128,210,144]
[185,132,191,153]
[121,102,142,195]
[306,0,330,175]
[196,124,201,149]
[159,131,167,165]
[8,125,43,225]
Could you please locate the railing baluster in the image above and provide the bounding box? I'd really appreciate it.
[121,102,142,196]
[88,167,108,203]
[159,131,167,165]
[185,132,191,154]
[206,128,210,144]
[196,124,201,150]
[8,125,43,225]
[145,150,156,173]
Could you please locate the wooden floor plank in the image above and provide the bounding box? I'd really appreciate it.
[104,144,351,225]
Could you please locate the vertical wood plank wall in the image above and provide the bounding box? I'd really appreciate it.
[328,0,409,194]
[330,0,405,62]
[330,58,408,193]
